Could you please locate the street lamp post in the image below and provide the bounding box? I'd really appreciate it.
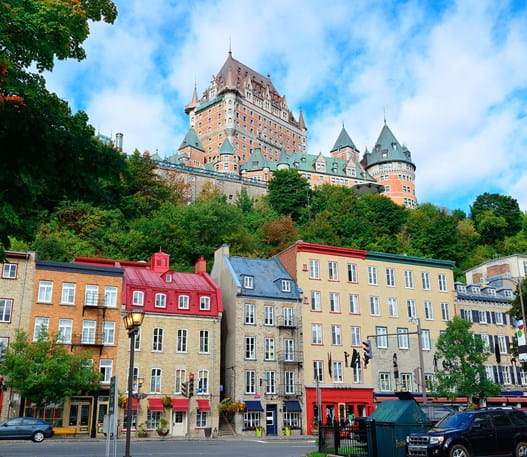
[123,308,145,457]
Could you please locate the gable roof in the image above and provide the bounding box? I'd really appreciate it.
[225,256,302,300]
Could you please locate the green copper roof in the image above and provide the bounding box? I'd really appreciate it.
[195,95,223,113]
[178,127,204,152]
[219,138,234,155]
[362,123,414,168]
[240,148,270,171]
[366,250,455,269]
[330,125,357,152]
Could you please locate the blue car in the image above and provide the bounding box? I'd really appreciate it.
[0,417,54,442]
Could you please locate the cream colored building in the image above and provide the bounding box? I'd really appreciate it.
[276,241,455,432]
[0,251,36,421]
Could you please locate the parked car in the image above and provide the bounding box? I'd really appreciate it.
[406,407,527,457]
[420,404,455,424]
[0,417,54,442]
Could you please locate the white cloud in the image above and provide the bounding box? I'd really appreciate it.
[43,0,527,211]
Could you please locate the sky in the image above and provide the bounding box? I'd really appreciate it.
[44,0,527,213]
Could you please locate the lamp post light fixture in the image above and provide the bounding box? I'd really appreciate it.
[123,308,145,457]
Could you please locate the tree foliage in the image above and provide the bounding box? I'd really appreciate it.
[433,317,500,404]
[1,330,100,405]
[267,169,311,221]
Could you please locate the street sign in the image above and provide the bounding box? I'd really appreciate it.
[109,376,117,415]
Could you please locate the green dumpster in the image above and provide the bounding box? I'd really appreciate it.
[366,400,432,457]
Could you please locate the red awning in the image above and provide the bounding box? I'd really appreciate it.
[125,398,139,410]
[196,399,210,411]
[147,398,164,411]
[487,396,527,403]
[172,398,189,412]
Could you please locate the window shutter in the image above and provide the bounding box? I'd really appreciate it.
[517,366,522,384]
[492,366,498,383]
[487,311,491,323]
[498,366,504,384]
[502,313,507,325]
[505,336,510,354]
[472,310,479,323]
[460,309,466,320]
[491,312,496,324]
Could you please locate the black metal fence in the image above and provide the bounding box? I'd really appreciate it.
[318,420,376,457]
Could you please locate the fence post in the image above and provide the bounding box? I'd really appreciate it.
[370,419,377,457]
[334,420,340,455]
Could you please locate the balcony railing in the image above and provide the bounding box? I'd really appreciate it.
[277,351,303,364]
[277,383,303,397]
[70,332,106,346]
[276,316,297,329]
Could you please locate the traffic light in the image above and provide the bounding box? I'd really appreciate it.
[188,373,195,397]
[363,340,372,367]
[181,381,188,398]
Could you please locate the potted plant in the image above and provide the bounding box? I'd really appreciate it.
[161,396,172,409]
[118,395,127,409]
[137,423,148,438]
[156,417,169,436]
[283,425,291,436]
[255,425,264,437]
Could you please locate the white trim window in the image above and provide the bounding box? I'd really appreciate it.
[244,303,256,324]
[388,297,398,317]
[200,296,210,310]
[199,330,209,353]
[351,326,361,346]
[38,281,53,303]
[479,311,488,324]
[309,259,320,279]
[328,261,338,280]
[397,327,409,349]
[155,293,167,308]
[312,324,322,345]
[404,271,414,289]
[61,283,76,305]
[58,319,72,344]
[421,272,431,290]
[313,360,323,382]
[0,299,12,322]
[311,291,321,311]
[284,339,295,361]
[438,274,448,292]
[379,372,391,391]
[485,365,495,383]
[265,371,276,394]
[495,312,504,325]
[2,263,17,279]
[281,280,291,292]
[152,327,163,352]
[502,366,511,385]
[134,327,141,351]
[178,295,189,309]
[104,286,117,307]
[198,369,209,394]
[99,359,113,384]
[283,307,294,327]
[376,326,388,348]
[386,268,396,287]
[245,336,256,360]
[85,285,99,306]
[332,361,343,382]
[81,320,96,344]
[331,325,342,345]
[284,371,295,395]
[440,303,450,321]
[347,263,358,282]
[175,369,186,394]
[421,329,431,350]
[264,306,275,325]
[407,299,416,318]
[264,338,275,361]
[401,373,412,392]
[132,290,144,306]
[424,301,433,320]
[102,321,115,345]
[245,370,256,394]
[370,296,380,316]
[349,294,359,313]
[150,368,162,393]
[329,292,340,312]
[177,329,187,352]
[243,276,254,289]
[367,266,378,285]
[497,335,507,354]
[353,361,362,384]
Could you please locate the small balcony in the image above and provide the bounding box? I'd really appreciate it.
[277,383,303,398]
[276,316,297,329]
[70,332,105,347]
[277,351,303,365]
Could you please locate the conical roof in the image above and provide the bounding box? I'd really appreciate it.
[178,127,204,152]
[330,125,356,152]
[219,138,234,155]
[362,122,414,168]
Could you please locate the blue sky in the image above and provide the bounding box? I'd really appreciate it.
[44,0,527,213]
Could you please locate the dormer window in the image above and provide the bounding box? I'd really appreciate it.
[502,289,513,299]
[243,276,254,289]
[281,280,291,292]
[165,274,172,283]
[132,291,144,306]
[485,288,496,296]
[469,286,480,294]
[456,285,467,294]
[178,295,189,309]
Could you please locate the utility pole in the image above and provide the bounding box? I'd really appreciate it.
[415,317,427,403]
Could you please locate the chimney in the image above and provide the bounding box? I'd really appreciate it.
[195,256,207,274]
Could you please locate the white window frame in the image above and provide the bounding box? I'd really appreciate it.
[243,276,254,289]
[102,321,115,345]
[155,293,167,308]
[283,307,294,326]
[379,372,391,391]
[104,286,117,307]
[388,297,398,317]
[245,336,256,360]
[311,291,321,311]
[81,320,96,344]
[333,361,343,382]
[200,296,210,310]
[61,283,76,305]
[328,261,338,281]
[132,290,144,306]
[199,330,209,353]
[400,373,412,391]
[313,360,323,382]
[0,298,12,322]
[407,299,416,318]
[264,337,275,361]
[2,263,17,279]
[376,326,388,348]
[424,301,433,320]
[245,370,256,394]
[438,274,448,292]
[265,371,276,394]
[99,359,113,384]
[367,266,378,285]
[331,325,342,345]
[174,369,186,394]
[349,294,359,313]
[264,305,275,326]
[38,281,53,303]
[152,327,164,352]
[198,369,209,394]
[441,303,450,321]
[309,259,320,279]
[178,295,189,309]
[58,318,72,344]
[421,272,431,290]
[281,280,291,292]
[397,328,409,349]
[177,329,187,353]
[84,284,99,306]
[421,329,431,350]
[404,271,414,289]
[150,368,162,393]
[386,268,396,287]
[312,324,322,345]
[370,296,380,316]
[329,292,340,312]
[244,303,256,324]
[347,263,357,282]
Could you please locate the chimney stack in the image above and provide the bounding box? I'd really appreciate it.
[195,256,207,274]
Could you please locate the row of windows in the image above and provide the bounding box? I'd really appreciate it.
[33,317,117,345]
[243,336,296,361]
[309,292,451,320]
[312,359,363,384]
[376,371,434,392]
[37,281,118,307]
[244,411,301,429]
[244,303,294,326]
[243,369,298,394]
[133,327,210,353]
[131,290,211,311]
[241,276,291,292]
[460,309,508,325]
[307,261,449,292]
[310,324,432,350]
[133,367,210,395]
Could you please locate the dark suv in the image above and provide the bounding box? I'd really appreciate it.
[406,408,527,457]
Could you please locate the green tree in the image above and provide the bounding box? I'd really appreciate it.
[433,316,500,404]
[267,169,311,221]
[470,193,522,244]
[1,329,100,405]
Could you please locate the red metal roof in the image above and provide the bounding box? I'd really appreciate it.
[124,268,215,292]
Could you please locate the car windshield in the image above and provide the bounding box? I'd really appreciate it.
[435,413,472,429]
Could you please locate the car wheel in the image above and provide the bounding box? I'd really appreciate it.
[516,441,527,457]
[32,431,45,442]
[449,444,470,457]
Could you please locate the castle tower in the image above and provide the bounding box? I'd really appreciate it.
[330,124,360,163]
[178,127,205,168]
[361,121,417,208]
[214,138,238,174]
[184,51,308,168]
